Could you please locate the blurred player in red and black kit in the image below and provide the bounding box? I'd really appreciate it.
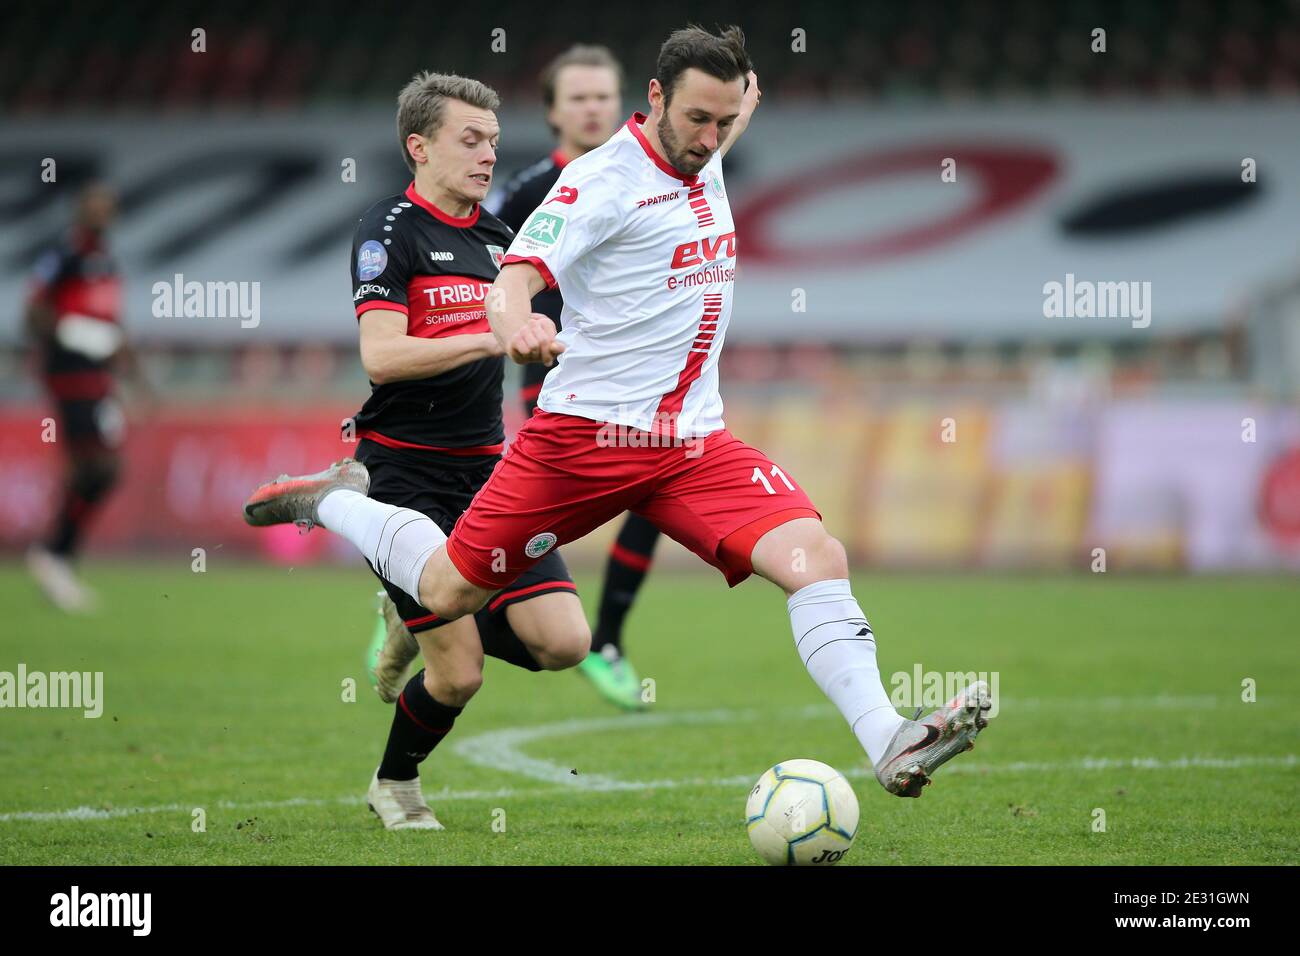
[24,183,149,613]
[489,45,657,710]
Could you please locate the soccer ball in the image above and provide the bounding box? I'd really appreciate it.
[745,759,859,866]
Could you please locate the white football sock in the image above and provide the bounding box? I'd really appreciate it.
[317,489,445,605]
[788,579,906,766]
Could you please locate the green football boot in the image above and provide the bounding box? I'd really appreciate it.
[577,644,648,711]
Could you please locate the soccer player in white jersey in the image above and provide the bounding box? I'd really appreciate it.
[245,25,991,802]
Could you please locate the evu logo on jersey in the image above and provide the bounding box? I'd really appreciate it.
[670,231,736,269]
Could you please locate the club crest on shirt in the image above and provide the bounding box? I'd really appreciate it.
[485,244,505,269]
[707,170,724,198]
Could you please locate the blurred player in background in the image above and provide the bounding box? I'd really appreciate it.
[489,44,657,711]
[24,183,149,613]
[345,71,592,829]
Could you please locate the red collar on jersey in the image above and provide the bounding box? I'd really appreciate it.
[404,182,481,228]
[625,111,700,187]
[550,148,571,170]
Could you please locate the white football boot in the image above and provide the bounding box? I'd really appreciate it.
[366,772,444,831]
[242,457,369,529]
[26,546,98,614]
[873,680,993,797]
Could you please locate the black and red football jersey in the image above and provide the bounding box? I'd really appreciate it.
[28,226,123,400]
[350,183,514,456]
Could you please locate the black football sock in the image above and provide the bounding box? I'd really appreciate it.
[47,488,90,558]
[376,670,463,781]
[592,513,660,654]
[475,606,543,672]
[47,458,119,558]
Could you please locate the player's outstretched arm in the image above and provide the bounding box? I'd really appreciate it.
[719,70,761,159]
[358,310,503,384]
[487,262,566,366]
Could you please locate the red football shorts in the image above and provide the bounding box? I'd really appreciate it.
[445,411,820,590]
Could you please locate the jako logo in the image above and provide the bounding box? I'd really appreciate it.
[50,886,151,936]
[671,232,736,268]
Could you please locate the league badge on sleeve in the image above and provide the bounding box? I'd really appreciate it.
[357,240,388,281]
[517,209,566,252]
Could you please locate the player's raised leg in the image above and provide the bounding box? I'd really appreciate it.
[747,516,991,798]
[242,457,492,621]
[639,429,991,799]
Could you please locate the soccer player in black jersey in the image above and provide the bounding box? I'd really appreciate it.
[349,72,590,829]
[24,184,150,613]
[489,45,659,711]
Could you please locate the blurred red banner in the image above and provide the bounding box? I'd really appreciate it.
[0,405,357,561]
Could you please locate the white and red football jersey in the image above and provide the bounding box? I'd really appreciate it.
[502,111,736,439]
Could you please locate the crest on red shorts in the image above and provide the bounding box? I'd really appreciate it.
[524,532,557,558]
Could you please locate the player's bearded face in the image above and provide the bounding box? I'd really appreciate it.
[656,110,710,176]
[656,71,744,177]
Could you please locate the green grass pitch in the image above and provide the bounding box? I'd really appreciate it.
[0,561,1295,865]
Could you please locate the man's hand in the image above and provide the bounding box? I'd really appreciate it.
[508,313,566,366]
[720,70,761,158]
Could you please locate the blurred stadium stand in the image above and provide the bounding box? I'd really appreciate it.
[4,0,1300,111]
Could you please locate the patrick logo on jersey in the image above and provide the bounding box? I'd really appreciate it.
[408,275,493,339]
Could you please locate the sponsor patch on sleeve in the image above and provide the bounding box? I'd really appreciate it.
[357,240,388,281]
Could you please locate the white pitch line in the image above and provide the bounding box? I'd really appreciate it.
[3,754,1294,825]
[450,703,1296,789]
[2,698,1292,825]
